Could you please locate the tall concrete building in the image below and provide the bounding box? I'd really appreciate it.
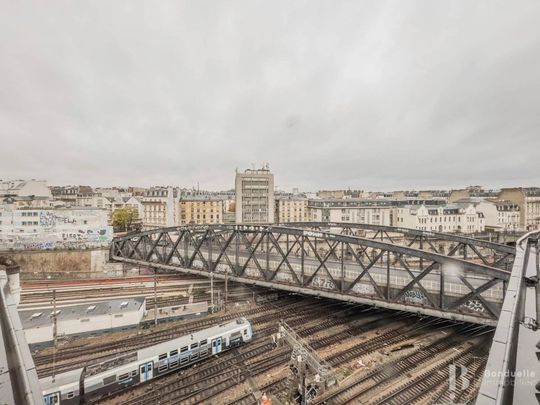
[235,166,275,224]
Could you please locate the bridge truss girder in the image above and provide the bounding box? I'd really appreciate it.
[111,225,512,325]
[280,222,515,271]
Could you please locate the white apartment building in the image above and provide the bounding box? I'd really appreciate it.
[454,198,520,232]
[235,167,275,224]
[395,204,485,234]
[308,199,394,225]
[141,187,179,229]
[0,206,112,250]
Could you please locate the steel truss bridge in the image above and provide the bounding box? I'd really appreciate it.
[110,223,515,326]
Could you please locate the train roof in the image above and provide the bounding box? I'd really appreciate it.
[137,317,250,359]
[40,367,83,393]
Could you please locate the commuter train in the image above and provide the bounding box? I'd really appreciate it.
[42,317,253,405]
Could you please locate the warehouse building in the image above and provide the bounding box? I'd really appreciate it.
[20,297,145,347]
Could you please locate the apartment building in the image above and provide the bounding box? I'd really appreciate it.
[235,167,275,224]
[498,187,540,230]
[0,179,52,199]
[308,199,394,225]
[395,203,485,234]
[448,186,499,203]
[141,187,179,229]
[50,185,94,206]
[307,198,446,226]
[453,198,520,231]
[275,195,309,223]
[179,196,223,225]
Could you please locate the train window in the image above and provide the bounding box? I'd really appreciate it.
[118,373,129,381]
[180,357,189,365]
[130,370,137,377]
[170,349,178,356]
[190,343,198,349]
[191,353,199,360]
[158,364,168,372]
[103,375,116,385]
[158,353,167,360]
[67,392,74,399]
[243,329,248,335]
[200,349,209,357]
[180,346,188,353]
[199,339,207,346]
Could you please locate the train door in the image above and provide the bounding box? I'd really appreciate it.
[212,337,222,354]
[139,361,153,383]
[44,392,60,405]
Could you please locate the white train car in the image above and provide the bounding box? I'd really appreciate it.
[42,317,253,404]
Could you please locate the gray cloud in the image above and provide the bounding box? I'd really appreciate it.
[0,0,539,191]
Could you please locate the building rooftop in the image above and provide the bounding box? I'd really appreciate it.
[308,197,446,208]
[180,195,224,202]
[19,297,145,328]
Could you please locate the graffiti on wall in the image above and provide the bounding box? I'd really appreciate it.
[0,227,112,251]
[308,276,336,290]
[403,290,428,305]
[0,209,112,250]
[275,271,294,283]
[351,283,376,296]
[463,299,485,313]
[39,211,77,227]
[245,268,260,278]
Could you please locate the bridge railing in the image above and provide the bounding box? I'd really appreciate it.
[0,258,42,405]
[475,230,540,405]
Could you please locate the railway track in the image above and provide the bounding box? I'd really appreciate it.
[20,284,257,305]
[370,338,488,405]
[34,296,322,376]
[99,301,373,405]
[313,326,491,405]
[101,305,405,404]
[35,288,493,405]
[224,316,451,404]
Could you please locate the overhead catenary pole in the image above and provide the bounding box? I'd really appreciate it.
[52,289,57,383]
[154,268,158,326]
[208,230,214,312]
[224,267,228,313]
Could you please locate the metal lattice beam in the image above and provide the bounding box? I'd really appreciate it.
[110,224,514,325]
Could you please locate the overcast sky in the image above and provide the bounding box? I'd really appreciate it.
[1,1,539,191]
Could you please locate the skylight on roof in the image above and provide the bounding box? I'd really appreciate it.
[31,312,42,319]
[87,305,97,312]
